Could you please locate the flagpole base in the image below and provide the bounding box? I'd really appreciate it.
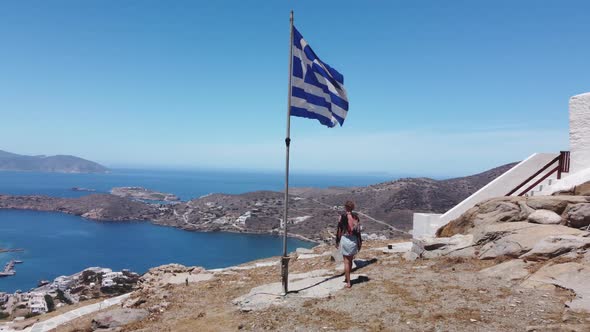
[280,256,291,296]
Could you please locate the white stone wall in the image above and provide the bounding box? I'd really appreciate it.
[570,92,590,174]
[412,213,443,238]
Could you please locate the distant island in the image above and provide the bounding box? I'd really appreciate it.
[0,149,108,173]
[111,187,180,202]
[71,187,97,192]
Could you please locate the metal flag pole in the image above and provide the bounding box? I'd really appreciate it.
[281,9,294,296]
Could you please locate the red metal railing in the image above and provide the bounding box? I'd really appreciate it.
[506,151,570,197]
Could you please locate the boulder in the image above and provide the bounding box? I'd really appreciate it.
[479,259,532,281]
[477,223,587,260]
[402,251,419,261]
[520,235,590,261]
[518,201,535,217]
[413,234,473,259]
[473,222,537,245]
[402,238,426,259]
[145,263,202,275]
[574,181,590,196]
[423,234,473,251]
[522,262,590,312]
[91,308,148,330]
[447,246,476,258]
[437,197,528,237]
[527,209,562,224]
[525,196,585,214]
[439,196,590,238]
[479,240,523,259]
[139,264,207,289]
[565,203,590,228]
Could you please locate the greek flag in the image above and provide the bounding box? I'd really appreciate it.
[291,27,348,128]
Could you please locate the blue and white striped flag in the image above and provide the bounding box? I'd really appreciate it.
[291,27,348,128]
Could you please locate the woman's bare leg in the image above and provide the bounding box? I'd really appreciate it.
[342,255,349,281]
[343,255,352,288]
[348,256,355,286]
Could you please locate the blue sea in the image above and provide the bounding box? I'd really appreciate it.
[0,169,392,293]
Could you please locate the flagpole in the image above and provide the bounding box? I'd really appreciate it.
[281,9,294,296]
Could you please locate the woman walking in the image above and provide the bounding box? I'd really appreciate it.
[335,200,362,288]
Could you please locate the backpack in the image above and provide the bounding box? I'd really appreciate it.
[336,212,362,250]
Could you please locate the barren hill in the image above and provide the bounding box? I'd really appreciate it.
[0,149,108,173]
[291,162,517,231]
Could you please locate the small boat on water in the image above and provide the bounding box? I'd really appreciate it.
[14,260,23,264]
[38,280,50,287]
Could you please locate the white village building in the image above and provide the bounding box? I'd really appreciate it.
[101,279,115,287]
[53,275,76,291]
[103,271,123,280]
[412,92,590,238]
[28,292,48,314]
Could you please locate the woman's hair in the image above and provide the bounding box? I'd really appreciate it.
[344,201,355,212]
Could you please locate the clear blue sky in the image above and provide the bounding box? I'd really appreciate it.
[1,1,588,177]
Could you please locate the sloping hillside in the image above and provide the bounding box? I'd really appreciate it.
[291,163,517,230]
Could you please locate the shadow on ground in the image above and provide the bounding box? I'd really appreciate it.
[289,258,377,294]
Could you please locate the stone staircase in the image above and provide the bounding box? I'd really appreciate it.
[525,176,559,197]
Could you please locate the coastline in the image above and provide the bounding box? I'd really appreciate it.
[164,226,323,244]
[0,192,398,243]
[0,209,319,293]
[0,206,322,245]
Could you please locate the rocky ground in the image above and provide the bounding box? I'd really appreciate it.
[45,185,590,332]
[52,239,590,332]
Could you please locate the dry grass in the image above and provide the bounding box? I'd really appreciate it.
[52,240,590,331]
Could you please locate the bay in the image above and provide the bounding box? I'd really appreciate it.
[0,168,393,293]
[0,210,313,293]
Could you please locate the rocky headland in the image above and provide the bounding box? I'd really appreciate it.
[0,194,158,222]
